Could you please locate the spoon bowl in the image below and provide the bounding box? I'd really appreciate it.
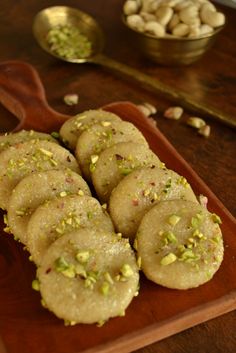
[32,6,235,128]
[33,6,104,63]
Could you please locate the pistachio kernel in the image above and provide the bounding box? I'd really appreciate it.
[75,250,90,264]
[100,281,110,296]
[160,252,177,266]
[32,279,40,291]
[120,263,134,278]
[168,214,181,226]
[211,213,222,224]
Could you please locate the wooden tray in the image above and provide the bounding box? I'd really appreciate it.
[0,61,235,353]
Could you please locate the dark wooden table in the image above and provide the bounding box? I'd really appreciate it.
[0,1,235,352]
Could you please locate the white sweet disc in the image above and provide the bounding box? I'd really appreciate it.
[75,120,148,181]
[37,229,139,325]
[109,166,197,240]
[0,130,58,153]
[136,199,224,289]
[92,142,162,203]
[27,195,114,266]
[0,140,80,210]
[7,170,91,244]
[59,109,121,150]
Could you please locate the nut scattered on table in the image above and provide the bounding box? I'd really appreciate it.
[198,124,211,137]
[123,0,225,38]
[63,94,79,106]
[164,106,183,120]
[187,116,206,129]
[137,102,157,116]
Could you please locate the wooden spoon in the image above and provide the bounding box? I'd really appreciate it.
[0,60,70,132]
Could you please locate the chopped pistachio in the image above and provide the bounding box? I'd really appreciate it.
[160,252,177,266]
[177,176,189,188]
[179,249,196,261]
[46,24,92,60]
[119,310,126,316]
[64,320,77,326]
[63,93,79,106]
[166,231,177,244]
[87,211,93,220]
[38,148,53,158]
[54,256,75,278]
[32,279,40,291]
[97,320,105,327]
[89,163,96,173]
[59,191,68,197]
[168,214,181,226]
[211,213,222,224]
[78,189,84,196]
[100,281,110,296]
[3,214,8,225]
[101,121,111,127]
[120,167,133,176]
[137,256,142,269]
[75,250,90,263]
[193,229,204,239]
[91,154,99,164]
[51,131,60,139]
[41,298,47,308]
[104,272,114,285]
[133,238,138,251]
[191,213,203,228]
[120,263,134,278]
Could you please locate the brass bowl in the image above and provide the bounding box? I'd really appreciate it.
[122,17,224,65]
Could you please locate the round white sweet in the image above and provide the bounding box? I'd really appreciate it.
[137,199,224,289]
[109,166,197,240]
[59,109,121,150]
[0,140,80,210]
[92,142,162,203]
[8,170,91,244]
[27,194,114,266]
[37,229,139,324]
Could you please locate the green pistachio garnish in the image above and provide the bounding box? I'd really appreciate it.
[38,148,53,158]
[97,320,105,327]
[137,256,142,269]
[120,167,133,176]
[32,279,40,291]
[191,213,203,228]
[100,281,110,296]
[160,252,177,266]
[120,263,134,278]
[51,131,60,139]
[168,214,181,226]
[164,231,177,244]
[54,256,75,278]
[46,24,92,60]
[75,250,90,264]
[104,272,114,285]
[64,320,77,326]
[59,191,68,197]
[211,213,222,224]
[87,211,93,220]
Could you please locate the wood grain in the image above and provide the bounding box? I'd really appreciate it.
[0,0,235,352]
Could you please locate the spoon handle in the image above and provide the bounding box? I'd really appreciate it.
[0,61,70,132]
[93,54,236,129]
